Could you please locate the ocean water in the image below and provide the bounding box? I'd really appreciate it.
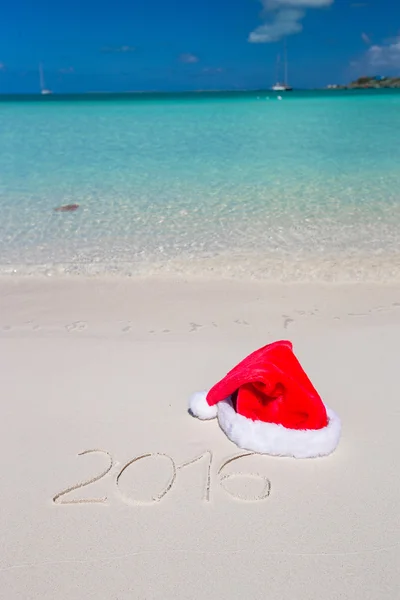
[0,90,399,281]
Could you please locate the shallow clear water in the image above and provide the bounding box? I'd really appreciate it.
[1,90,399,281]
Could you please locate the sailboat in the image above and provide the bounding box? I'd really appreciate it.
[271,40,293,92]
[39,63,52,95]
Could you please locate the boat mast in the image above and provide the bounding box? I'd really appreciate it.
[39,63,45,92]
[276,53,281,83]
[284,39,288,86]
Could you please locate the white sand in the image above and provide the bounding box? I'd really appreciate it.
[0,278,399,599]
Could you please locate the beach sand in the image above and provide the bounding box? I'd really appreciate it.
[0,277,399,599]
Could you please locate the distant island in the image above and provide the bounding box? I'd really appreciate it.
[327,76,400,90]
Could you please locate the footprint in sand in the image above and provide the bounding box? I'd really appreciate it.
[189,322,203,332]
[282,315,294,329]
[65,321,87,333]
[234,319,249,326]
[24,321,41,331]
[148,329,171,334]
[295,310,318,317]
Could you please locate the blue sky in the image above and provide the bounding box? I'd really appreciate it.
[0,0,399,93]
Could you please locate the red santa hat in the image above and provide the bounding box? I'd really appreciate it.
[189,340,341,458]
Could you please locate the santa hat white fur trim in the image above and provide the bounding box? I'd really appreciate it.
[189,393,341,458]
[188,391,218,420]
[218,397,341,458]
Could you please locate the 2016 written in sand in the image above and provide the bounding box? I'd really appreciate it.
[52,449,272,505]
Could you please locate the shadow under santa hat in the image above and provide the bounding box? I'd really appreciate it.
[189,340,341,459]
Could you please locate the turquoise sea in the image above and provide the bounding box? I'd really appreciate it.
[1,89,399,281]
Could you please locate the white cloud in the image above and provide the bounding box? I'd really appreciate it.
[366,38,400,68]
[249,8,304,42]
[249,0,333,43]
[351,37,400,75]
[179,53,199,64]
[361,32,371,45]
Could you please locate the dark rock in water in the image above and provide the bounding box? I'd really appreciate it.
[54,204,80,212]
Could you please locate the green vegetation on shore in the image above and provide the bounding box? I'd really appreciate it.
[330,76,400,89]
